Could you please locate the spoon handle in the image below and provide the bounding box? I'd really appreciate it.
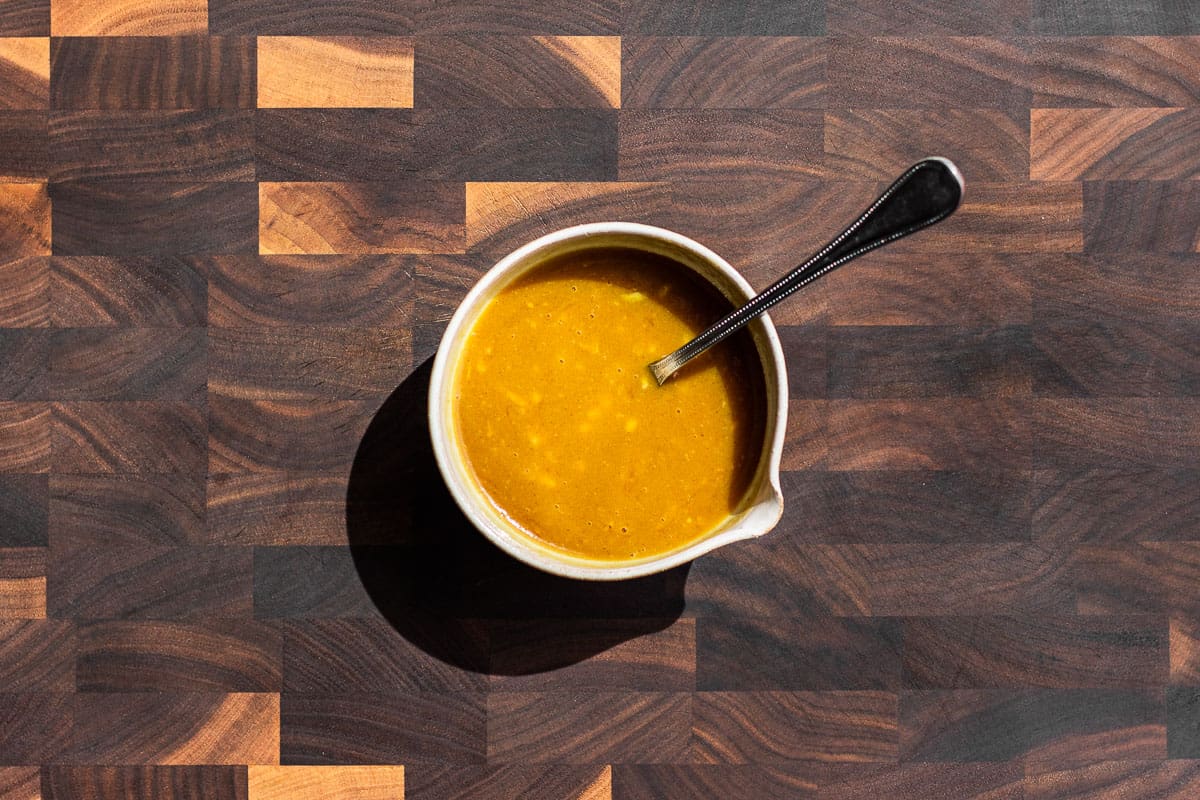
[650,157,964,385]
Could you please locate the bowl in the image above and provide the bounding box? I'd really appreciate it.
[428,222,788,580]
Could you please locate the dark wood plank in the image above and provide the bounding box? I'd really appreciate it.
[817,763,1023,799]
[693,691,897,763]
[1025,761,1200,800]
[1034,399,1200,469]
[0,402,49,473]
[281,692,486,764]
[407,765,609,800]
[205,254,415,328]
[621,37,825,108]
[0,692,71,764]
[209,327,409,401]
[206,472,349,546]
[252,545,378,618]
[1083,181,1200,253]
[789,544,1072,616]
[209,0,620,35]
[76,620,281,692]
[50,182,258,256]
[50,473,204,546]
[1033,0,1200,35]
[827,36,1031,108]
[1033,36,1200,107]
[1071,543,1200,615]
[0,329,47,400]
[1033,318,1200,396]
[900,689,1165,763]
[283,617,487,692]
[0,37,49,110]
[622,0,824,34]
[613,765,824,799]
[44,328,205,402]
[48,111,254,182]
[415,36,618,108]
[902,615,1167,688]
[1172,616,1200,684]
[824,108,1028,182]
[698,615,900,690]
[0,256,48,327]
[1034,254,1200,327]
[50,36,255,110]
[209,397,371,472]
[828,0,1029,34]
[0,111,48,180]
[487,691,690,763]
[780,469,1031,543]
[1033,109,1200,181]
[42,767,248,800]
[0,619,72,691]
[48,543,253,619]
[488,618,695,690]
[1033,470,1200,543]
[1170,687,1200,757]
[51,402,205,473]
[828,325,1032,398]
[68,692,278,764]
[254,109,616,182]
[0,0,47,35]
[0,474,46,546]
[51,256,206,326]
[618,110,824,181]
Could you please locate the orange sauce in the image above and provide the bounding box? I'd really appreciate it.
[453,247,765,560]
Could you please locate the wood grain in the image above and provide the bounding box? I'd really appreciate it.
[1033,469,1200,543]
[0,474,47,546]
[0,111,48,181]
[618,110,823,181]
[77,620,282,692]
[0,256,48,326]
[1026,761,1200,800]
[259,182,464,255]
[0,767,40,800]
[50,36,255,110]
[817,763,1024,799]
[50,473,204,546]
[1032,108,1200,181]
[254,109,616,182]
[1034,399,1200,469]
[0,329,46,400]
[51,256,207,326]
[51,0,207,36]
[0,183,50,257]
[1033,36,1200,107]
[44,328,206,402]
[42,766,248,800]
[281,692,486,765]
[208,397,371,472]
[1083,181,1200,253]
[827,0,1030,34]
[247,766,404,800]
[622,0,822,35]
[0,37,49,109]
[406,765,609,800]
[415,36,619,108]
[205,255,414,328]
[49,110,255,182]
[51,402,205,473]
[0,692,71,763]
[50,181,258,256]
[1032,0,1200,35]
[0,403,49,473]
[206,473,350,546]
[486,692,690,763]
[209,0,620,36]
[622,37,824,108]
[693,691,897,763]
[1172,616,1200,685]
[69,692,279,765]
[0,618,71,690]
[257,37,413,109]
[0,0,47,36]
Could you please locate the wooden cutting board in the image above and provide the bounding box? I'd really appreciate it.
[2,0,1200,797]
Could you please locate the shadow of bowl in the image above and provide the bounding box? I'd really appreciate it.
[346,357,690,675]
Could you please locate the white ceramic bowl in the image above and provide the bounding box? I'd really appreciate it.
[428,223,788,580]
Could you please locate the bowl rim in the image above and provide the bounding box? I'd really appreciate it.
[428,222,788,580]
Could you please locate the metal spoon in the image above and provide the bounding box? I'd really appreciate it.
[648,157,964,385]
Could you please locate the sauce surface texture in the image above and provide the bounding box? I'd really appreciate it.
[454,247,765,561]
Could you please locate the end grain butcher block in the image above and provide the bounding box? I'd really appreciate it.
[2,0,1200,797]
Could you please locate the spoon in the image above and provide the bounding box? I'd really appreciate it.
[649,157,964,385]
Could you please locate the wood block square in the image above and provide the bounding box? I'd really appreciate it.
[0,403,49,473]
[0,547,46,618]
[248,766,405,800]
[257,36,413,108]
[0,766,40,799]
[0,183,50,257]
[51,0,207,36]
[0,38,48,109]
